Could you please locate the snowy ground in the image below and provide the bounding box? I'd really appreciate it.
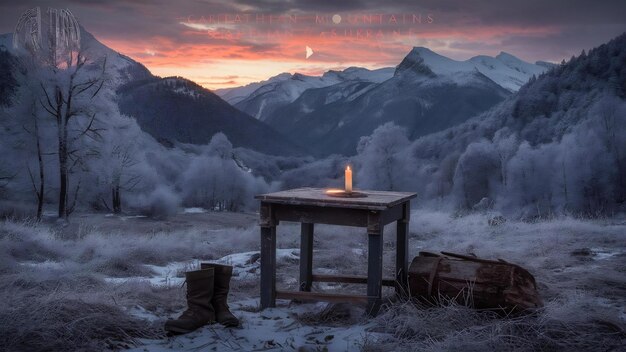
[0,209,624,351]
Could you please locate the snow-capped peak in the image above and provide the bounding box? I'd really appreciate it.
[322,66,394,83]
[496,51,522,62]
[395,47,549,92]
[222,66,394,115]
[214,73,292,105]
[395,46,462,77]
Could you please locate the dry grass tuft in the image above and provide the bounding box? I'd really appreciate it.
[366,294,625,351]
[297,303,364,327]
[0,286,162,351]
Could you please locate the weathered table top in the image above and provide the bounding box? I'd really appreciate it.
[255,187,417,210]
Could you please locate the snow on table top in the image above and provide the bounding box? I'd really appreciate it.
[256,187,416,210]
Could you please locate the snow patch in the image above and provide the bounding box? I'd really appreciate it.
[105,261,191,286]
[591,248,622,260]
[19,261,64,269]
[182,207,207,214]
[129,299,382,352]
[211,249,300,280]
[103,249,301,286]
[172,87,200,98]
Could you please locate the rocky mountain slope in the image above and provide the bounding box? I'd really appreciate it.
[265,49,513,156]
[117,76,308,156]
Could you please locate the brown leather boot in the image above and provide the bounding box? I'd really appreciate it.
[201,263,240,327]
[164,268,216,334]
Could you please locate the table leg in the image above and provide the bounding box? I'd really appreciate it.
[396,203,409,296]
[300,223,314,292]
[367,228,383,316]
[260,226,276,309]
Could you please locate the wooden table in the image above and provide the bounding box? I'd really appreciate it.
[255,187,417,315]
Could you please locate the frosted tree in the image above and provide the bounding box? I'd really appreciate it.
[492,129,519,187]
[178,133,268,211]
[97,141,141,214]
[452,140,500,210]
[2,45,50,219]
[0,47,22,200]
[14,8,108,219]
[431,152,460,200]
[356,123,410,191]
[206,132,233,159]
[0,111,17,195]
[593,96,626,202]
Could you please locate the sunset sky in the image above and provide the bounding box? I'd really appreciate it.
[1,0,625,90]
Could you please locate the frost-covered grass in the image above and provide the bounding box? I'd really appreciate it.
[367,293,624,351]
[0,210,624,351]
[364,210,626,351]
[0,216,251,351]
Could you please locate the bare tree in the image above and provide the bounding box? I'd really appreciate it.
[22,101,45,220]
[597,97,626,202]
[0,102,19,199]
[3,59,49,220]
[38,52,107,219]
[0,165,16,193]
[100,144,140,214]
[15,7,105,220]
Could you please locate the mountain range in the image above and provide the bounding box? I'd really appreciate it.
[219,48,551,156]
[219,48,551,113]
[1,28,554,158]
[0,31,306,156]
[117,76,307,155]
[225,67,394,121]
[402,33,626,212]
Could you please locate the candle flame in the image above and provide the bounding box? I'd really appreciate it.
[346,166,351,171]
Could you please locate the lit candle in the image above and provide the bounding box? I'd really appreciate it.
[345,166,352,193]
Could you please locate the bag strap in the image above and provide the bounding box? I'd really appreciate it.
[441,251,509,265]
[427,256,444,296]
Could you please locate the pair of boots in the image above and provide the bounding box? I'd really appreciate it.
[164,263,239,334]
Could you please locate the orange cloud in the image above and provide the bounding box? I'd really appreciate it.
[99,21,559,90]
